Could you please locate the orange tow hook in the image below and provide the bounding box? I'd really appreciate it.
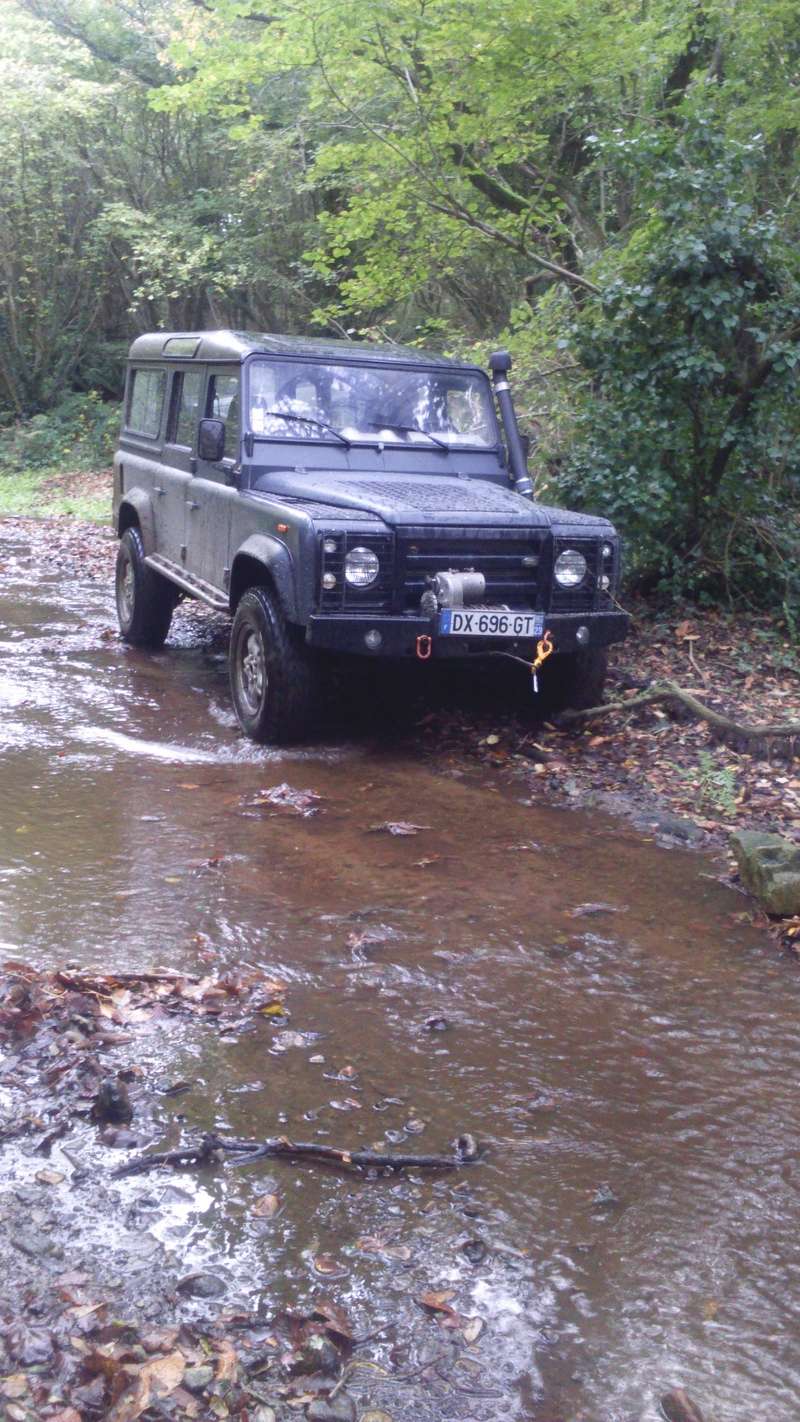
[416,634,432,661]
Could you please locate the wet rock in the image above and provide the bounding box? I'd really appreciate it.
[591,1184,620,1210]
[648,811,705,846]
[454,1133,479,1162]
[461,1237,488,1265]
[184,1365,215,1392]
[731,830,800,916]
[98,1126,145,1148]
[660,1387,705,1422]
[307,1394,357,1422]
[90,1078,133,1125]
[290,1333,341,1378]
[13,1188,42,1206]
[13,1229,53,1259]
[527,1090,557,1113]
[423,1015,449,1031]
[176,1271,226,1299]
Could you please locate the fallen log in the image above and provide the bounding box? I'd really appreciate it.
[112,1131,479,1179]
[558,679,800,753]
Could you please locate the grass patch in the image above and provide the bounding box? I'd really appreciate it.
[0,466,111,522]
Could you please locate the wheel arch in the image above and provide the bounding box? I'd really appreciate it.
[117,489,156,555]
[229,535,298,621]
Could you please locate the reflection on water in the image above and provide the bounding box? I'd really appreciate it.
[1,524,798,1421]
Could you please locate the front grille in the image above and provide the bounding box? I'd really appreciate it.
[398,528,544,611]
[319,531,394,612]
[550,538,602,612]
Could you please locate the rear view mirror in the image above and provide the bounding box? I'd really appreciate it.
[198,417,225,463]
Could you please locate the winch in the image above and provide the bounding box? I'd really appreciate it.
[421,570,486,616]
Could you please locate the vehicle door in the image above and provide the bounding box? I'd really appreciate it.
[159,366,204,566]
[186,368,241,590]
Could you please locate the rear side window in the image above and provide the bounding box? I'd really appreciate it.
[127,368,166,438]
[169,369,204,447]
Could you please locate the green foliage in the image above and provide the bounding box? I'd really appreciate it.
[678,750,740,820]
[555,123,800,609]
[0,393,119,476]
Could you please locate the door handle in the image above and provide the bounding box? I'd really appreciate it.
[186,500,200,511]
[154,485,166,496]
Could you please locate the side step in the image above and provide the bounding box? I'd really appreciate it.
[145,554,229,612]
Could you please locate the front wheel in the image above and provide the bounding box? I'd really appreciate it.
[540,647,608,713]
[115,526,176,648]
[229,586,320,743]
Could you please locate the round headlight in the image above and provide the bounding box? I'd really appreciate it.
[345,547,380,588]
[554,549,587,588]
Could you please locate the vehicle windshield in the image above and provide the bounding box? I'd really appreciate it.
[247,359,497,448]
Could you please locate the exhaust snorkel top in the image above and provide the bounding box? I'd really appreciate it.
[490,349,533,499]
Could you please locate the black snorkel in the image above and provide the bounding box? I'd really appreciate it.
[490,349,533,499]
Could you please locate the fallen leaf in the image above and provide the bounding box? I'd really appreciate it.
[461,1316,484,1343]
[418,1289,456,1315]
[311,1297,353,1342]
[107,1350,186,1422]
[566,902,622,918]
[312,1254,347,1277]
[1,1375,28,1400]
[368,822,431,836]
[260,1001,286,1017]
[253,783,322,816]
[214,1341,238,1382]
[252,1193,282,1218]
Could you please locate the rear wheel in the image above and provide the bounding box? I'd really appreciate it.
[540,647,608,713]
[229,585,320,743]
[115,526,175,648]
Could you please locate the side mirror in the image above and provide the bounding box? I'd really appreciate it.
[198,418,226,463]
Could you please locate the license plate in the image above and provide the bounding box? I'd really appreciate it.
[438,608,543,639]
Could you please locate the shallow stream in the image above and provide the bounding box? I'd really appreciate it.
[1,524,798,1421]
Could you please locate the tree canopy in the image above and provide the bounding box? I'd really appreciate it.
[1,0,798,608]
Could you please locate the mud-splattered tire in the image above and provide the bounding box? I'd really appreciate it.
[540,647,608,713]
[115,526,175,648]
[229,585,320,744]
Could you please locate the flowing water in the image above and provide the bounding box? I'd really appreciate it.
[1,522,798,1421]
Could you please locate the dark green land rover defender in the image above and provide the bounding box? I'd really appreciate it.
[113,331,628,742]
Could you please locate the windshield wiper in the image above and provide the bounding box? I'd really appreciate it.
[259,409,351,448]
[368,420,449,451]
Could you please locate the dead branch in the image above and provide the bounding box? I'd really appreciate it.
[558,679,800,746]
[112,1132,478,1179]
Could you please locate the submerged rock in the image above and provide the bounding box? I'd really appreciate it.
[307,1394,357,1422]
[175,1271,226,1299]
[731,830,800,916]
[660,1388,705,1422]
[91,1078,133,1125]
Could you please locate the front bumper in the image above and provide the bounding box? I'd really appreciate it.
[306,609,630,658]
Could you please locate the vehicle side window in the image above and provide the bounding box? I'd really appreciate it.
[126,368,166,438]
[207,373,240,455]
[169,369,204,447]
